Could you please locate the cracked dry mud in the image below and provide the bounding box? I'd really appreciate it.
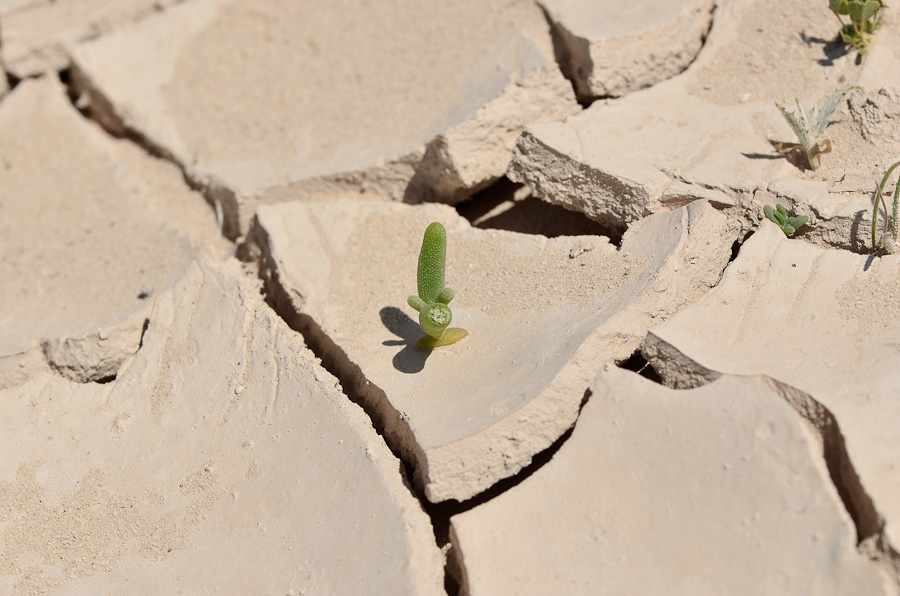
[2,0,900,594]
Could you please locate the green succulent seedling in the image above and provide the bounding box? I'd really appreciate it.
[871,160,900,253]
[764,203,809,236]
[775,85,861,171]
[829,0,886,55]
[407,222,468,349]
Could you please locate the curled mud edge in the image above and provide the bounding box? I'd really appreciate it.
[539,0,717,104]
[510,124,878,257]
[639,332,900,583]
[440,389,590,594]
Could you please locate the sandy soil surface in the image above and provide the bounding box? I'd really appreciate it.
[2,0,900,594]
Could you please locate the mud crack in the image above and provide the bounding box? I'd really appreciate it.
[636,338,900,583]
[63,66,232,238]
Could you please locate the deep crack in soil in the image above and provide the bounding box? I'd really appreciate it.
[63,64,237,238]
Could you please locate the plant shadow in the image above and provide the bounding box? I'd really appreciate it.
[800,32,850,66]
[851,208,873,257]
[744,140,812,171]
[741,151,784,161]
[380,306,430,374]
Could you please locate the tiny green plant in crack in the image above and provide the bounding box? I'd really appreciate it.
[408,222,468,349]
[871,160,900,254]
[775,85,861,171]
[829,0,885,55]
[764,203,809,236]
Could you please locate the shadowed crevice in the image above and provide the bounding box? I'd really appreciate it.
[455,177,624,246]
[729,235,744,263]
[616,349,663,384]
[5,69,20,93]
[536,2,591,107]
[757,377,885,544]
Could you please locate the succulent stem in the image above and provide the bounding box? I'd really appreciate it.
[408,221,467,349]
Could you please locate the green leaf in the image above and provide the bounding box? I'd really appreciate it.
[849,1,865,24]
[892,172,900,242]
[774,211,788,226]
[783,225,796,236]
[764,205,776,222]
[776,203,787,216]
[416,327,468,349]
[863,0,881,22]
[776,101,813,157]
[831,0,850,13]
[789,215,809,230]
[813,85,861,137]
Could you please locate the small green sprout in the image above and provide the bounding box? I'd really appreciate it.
[775,85,861,171]
[764,203,809,236]
[871,160,900,253]
[829,0,885,55]
[407,222,468,349]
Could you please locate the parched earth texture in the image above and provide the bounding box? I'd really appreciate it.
[2,0,900,594]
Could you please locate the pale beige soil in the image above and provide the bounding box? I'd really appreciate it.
[2,0,900,594]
